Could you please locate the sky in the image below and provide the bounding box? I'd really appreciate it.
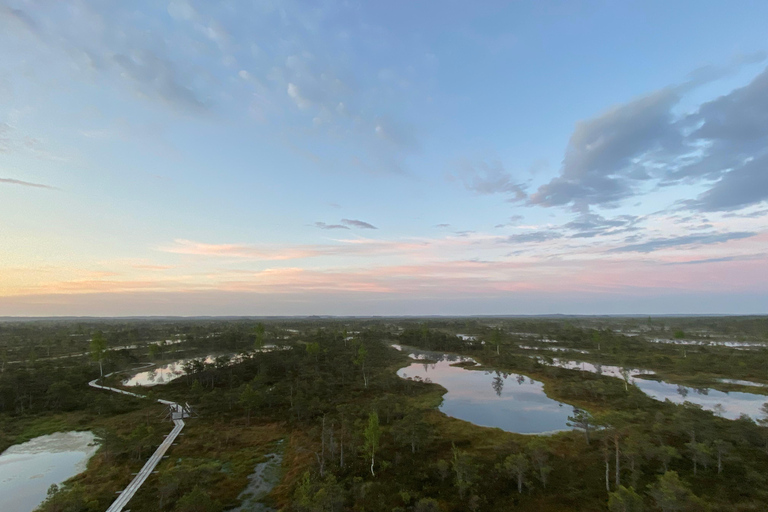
[1,0,768,316]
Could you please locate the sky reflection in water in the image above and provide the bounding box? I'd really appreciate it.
[122,356,216,386]
[546,359,768,421]
[0,432,98,512]
[395,346,576,434]
[393,345,768,429]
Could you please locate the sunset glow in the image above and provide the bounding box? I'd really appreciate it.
[2,1,767,315]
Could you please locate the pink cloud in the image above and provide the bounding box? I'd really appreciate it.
[158,237,448,266]
[5,229,768,307]
[9,251,768,299]
[162,239,322,260]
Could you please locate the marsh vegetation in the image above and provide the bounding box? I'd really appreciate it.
[1,316,767,511]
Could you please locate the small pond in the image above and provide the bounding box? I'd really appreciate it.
[647,338,767,349]
[394,345,577,435]
[0,431,98,512]
[545,359,768,421]
[231,440,284,512]
[637,378,767,420]
[122,347,280,387]
[122,357,218,386]
[519,345,589,354]
[718,378,768,388]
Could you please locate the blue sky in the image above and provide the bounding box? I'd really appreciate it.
[1,0,768,316]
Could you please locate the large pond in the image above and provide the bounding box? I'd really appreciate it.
[394,345,577,434]
[544,359,768,421]
[0,431,98,512]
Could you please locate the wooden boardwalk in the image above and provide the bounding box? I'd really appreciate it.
[89,372,188,512]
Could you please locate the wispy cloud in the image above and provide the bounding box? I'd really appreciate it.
[450,159,527,201]
[610,231,756,253]
[313,222,349,230]
[0,178,58,190]
[131,264,176,271]
[159,237,433,261]
[161,239,322,260]
[0,5,39,36]
[112,51,208,112]
[494,215,525,229]
[503,231,562,244]
[664,256,738,265]
[10,248,768,303]
[341,218,377,229]
[564,213,640,239]
[4,3,210,114]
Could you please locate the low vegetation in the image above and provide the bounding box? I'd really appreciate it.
[1,316,767,511]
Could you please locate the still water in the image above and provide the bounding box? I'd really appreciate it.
[637,378,767,420]
[122,357,217,386]
[231,441,285,512]
[123,348,278,387]
[647,338,767,348]
[394,346,576,434]
[544,359,768,421]
[717,378,768,388]
[0,431,98,512]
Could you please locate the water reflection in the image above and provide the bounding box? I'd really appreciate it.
[122,347,281,387]
[636,378,766,420]
[122,357,217,387]
[544,358,768,421]
[492,374,504,396]
[0,431,98,512]
[519,345,589,354]
[647,338,767,349]
[395,346,576,434]
[718,378,768,388]
[231,441,284,512]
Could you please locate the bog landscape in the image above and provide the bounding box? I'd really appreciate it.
[2,316,768,511]
[2,1,768,511]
